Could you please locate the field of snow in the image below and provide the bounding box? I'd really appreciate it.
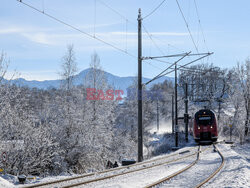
[0,176,14,188]
[205,144,250,187]
[1,142,249,188]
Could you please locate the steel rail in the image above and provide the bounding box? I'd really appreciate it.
[144,144,224,188]
[195,144,225,188]
[144,145,202,188]
[22,147,198,188]
[62,148,202,188]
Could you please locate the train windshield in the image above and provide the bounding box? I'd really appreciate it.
[198,116,212,125]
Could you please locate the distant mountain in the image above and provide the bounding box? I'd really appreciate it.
[6,68,174,92]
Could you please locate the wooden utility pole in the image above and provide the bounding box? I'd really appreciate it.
[137,8,143,162]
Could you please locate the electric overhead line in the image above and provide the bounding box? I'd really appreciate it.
[17,0,214,83]
[143,52,211,60]
[144,52,213,85]
[142,23,166,55]
[144,61,164,71]
[97,0,136,26]
[146,58,172,65]
[147,58,223,74]
[94,0,96,37]
[96,0,138,53]
[99,0,200,75]
[175,0,199,53]
[178,66,224,74]
[143,0,168,20]
[99,10,170,72]
[142,23,191,64]
[142,26,187,54]
[145,52,191,85]
[16,0,137,59]
[193,0,209,52]
[142,0,209,68]
[156,52,213,78]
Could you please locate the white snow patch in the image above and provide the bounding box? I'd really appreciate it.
[0,176,14,188]
[205,143,250,188]
[148,120,173,134]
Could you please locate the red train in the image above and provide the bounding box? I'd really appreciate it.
[193,109,218,142]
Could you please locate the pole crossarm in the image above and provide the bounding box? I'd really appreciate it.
[144,52,191,86]
[150,52,213,83]
[142,52,212,60]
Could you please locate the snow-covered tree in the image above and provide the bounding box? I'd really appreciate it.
[232,60,250,138]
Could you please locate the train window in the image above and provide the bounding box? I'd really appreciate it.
[199,117,211,120]
[198,116,212,125]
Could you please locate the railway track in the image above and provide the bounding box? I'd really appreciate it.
[22,146,201,188]
[195,144,225,188]
[144,144,224,188]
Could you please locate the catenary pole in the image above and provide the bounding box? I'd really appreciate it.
[157,99,159,132]
[172,94,174,134]
[185,83,189,142]
[175,63,178,147]
[137,9,143,162]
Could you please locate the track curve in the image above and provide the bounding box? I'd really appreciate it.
[22,147,199,188]
[144,144,224,188]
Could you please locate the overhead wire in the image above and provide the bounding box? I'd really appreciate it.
[16,0,137,59]
[42,0,44,13]
[143,0,168,20]
[142,24,166,55]
[144,61,164,71]
[148,57,222,74]
[160,53,213,77]
[145,52,191,85]
[142,23,189,62]
[97,0,213,80]
[142,0,213,84]
[178,66,223,74]
[97,0,136,25]
[97,0,186,62]
[92,0,169,73]
[175,0,199,53]
[94,0,96,37]
[96,0,139,55]
[148,58,172,65]
[17,0,213,82]
[145,52,213,85]
[125,19,128,52]
[142,26,187,53]
[193,0,209,52]
[97,0,204,75]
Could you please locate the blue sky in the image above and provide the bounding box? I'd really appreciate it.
[1,0,250,80]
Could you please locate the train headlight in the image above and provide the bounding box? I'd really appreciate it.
[198,126,200,130]
[210,126,213,128]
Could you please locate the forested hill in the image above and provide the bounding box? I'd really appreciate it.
[6,68,174,91]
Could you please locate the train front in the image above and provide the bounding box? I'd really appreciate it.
[193,109,218,142]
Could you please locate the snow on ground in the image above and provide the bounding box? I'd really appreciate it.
[231,142,250,162]
[33,146,199,188]
[160,143,249,188]
[59,146,202,188]
[160,145,220,187]
[0,176,14,188]
[205,143,250,188]
[148,120,173,135]
[1,143,249,187]
[0,173,74,187]
[75,143,249,188]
